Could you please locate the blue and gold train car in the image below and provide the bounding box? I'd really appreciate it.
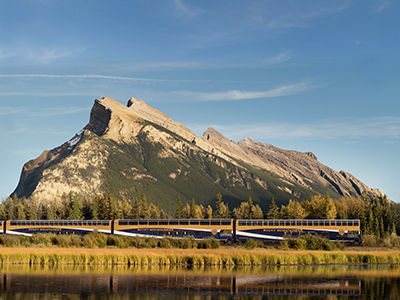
[114,219,234,241]
[0,221,4,234]
[5,220,112,236]
[235,219,362,244]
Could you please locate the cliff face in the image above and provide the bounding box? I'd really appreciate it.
[11,97,383,210]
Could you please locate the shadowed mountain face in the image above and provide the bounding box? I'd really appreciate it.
[11,97,383,213]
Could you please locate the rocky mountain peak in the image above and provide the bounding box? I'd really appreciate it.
[11,96,387,203]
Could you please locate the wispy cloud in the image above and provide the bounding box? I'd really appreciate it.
[0,107,28,115]
[28,106,91,117]
[26,48,85,64]
[174,81,312,101]
[192,116,400,141]
[0,48,15,60]
[173,0,203,19]
[0,43,86,64]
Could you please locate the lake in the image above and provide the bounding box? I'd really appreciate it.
[0,264,399,299]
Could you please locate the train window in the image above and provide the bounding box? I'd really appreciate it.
[355,220,359,226]
[182,231,189,236]
[200,220,210,226]
[221,220,231,226]
[180,220,189,226]
[348,220,354,226]
[129,220,138,226]
[194,231,201,236]
[158,231,164,236]
[238,220,246,226]
[279,220,284,227]
[342,221,348,227]
[189,220,199,226]
[256,221,263,226]
[102,221,109,226]
[174,231,181,236]
[149,220,158,226]
[159,220,169,226]
[210,220,220,226]
[165,231,172,235]
[139,220,148,226]
[330,220,336,226]
[169,220,179,225]
[119,220,128,226]
[323,221,329,227]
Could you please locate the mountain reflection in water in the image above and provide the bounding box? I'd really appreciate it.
[0,265,399,299]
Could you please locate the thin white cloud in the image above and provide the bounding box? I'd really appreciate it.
[0,107,29,115]
[28,106,91,117]
[191,116,400,141]
[174,81,312,101]
[173,0,203,19]
[0,48,15,60]
[263,51,292,66]
[0,43,86,64]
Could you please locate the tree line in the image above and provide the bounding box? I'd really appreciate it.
[2,191,400,238]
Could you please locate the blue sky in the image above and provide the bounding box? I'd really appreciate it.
[0,0,399,202]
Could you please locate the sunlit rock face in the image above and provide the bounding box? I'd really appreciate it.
[11,97,385,210]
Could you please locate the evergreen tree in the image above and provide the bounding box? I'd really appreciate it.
[119,197,132,219]
[108,193,120,220]
[131,196,140,219]
[16,203,26,220]
[266,198,280,219]
[175,196,183,219]
[159,209,168,219]
[149,203,160,219]
[0,204,6,220]
[92,195,100,220]
[247,196,254,220]
[68,194,83,220]
[205,205,213,219]
[324,193,337,219]
[182,203,191,219]
[139,194,149,219]
[81,196,93,220]
[5,197,16,220]
[189,199,196,219]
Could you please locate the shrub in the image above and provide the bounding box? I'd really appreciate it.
[245,239,257,249]
[54,235,73,247]
[285,234,344,251]
[181,236,197,249]
[363,234,379,247]
[158,237,172,248]
[0,235,21,247]
[198,237,220,249]
[31,233,54,247]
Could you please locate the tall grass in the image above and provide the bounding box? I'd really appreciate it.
[0,247,399,266]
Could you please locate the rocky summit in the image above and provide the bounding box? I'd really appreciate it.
[11,97,384,213]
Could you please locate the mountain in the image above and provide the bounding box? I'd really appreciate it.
[11,97,384,213]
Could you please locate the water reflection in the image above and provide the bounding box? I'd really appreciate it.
[0,265,399,299]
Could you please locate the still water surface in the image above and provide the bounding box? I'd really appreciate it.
[0,264,399,299]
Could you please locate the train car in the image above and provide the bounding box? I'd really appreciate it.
[114,219,234,241]
[235,219,362,244]
[5,220,112,236]
[0,221,4,234]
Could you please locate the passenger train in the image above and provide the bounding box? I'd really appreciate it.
[0,219,362,244]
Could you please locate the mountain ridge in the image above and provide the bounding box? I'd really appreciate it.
[11,97,384,212]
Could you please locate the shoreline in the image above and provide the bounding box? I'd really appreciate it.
[0,247,399,266]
